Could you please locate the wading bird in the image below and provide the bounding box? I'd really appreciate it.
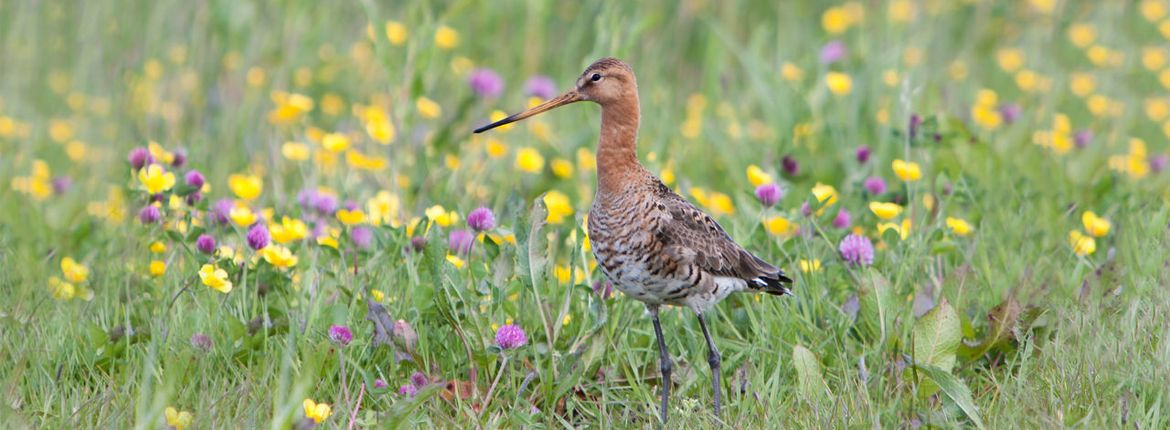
[474,57,792,424]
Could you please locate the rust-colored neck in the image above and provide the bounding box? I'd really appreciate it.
[596,94,643,195]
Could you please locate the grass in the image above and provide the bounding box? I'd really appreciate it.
[3,0,1170,428]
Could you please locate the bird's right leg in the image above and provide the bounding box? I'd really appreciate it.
[650,305,672,426]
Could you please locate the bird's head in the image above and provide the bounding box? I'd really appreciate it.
[474,57,637,134]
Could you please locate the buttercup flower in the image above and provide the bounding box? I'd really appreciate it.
[61,257,89,283]
[839,234,874,266]
[495,323,528,349]
[198,264,232,293]
[892,159,922,182]
[165,407,193,430]
[1069,230,1096,256]
[946,217,973,236]
[336,209,367,225]
[869,202,903,220]
[138,164,176,194]
[261,245,297,268]
[269,217,309,243]
[228,174,262,201]
[1081,211,1111,237]
[303,399,332,424]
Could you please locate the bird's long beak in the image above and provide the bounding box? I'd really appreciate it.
[473,90,582,133]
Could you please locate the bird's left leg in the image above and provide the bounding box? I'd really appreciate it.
[696,311,722,417]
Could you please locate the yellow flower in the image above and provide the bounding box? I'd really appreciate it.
[416,97,441,119]
[1142,0,1168,22]
[228,174,262,201]
[346,150,387,171]
[230,206,257,226]
[165,407,193,430]
[746,165,773,187]
[821,6,853,34]
[1067,23,1096,48]
[996,48,1025,72]
[61,257,89,283]
[1081,211,1111,237]
[516,147,545,173]
[321,133,350,153]
[48,276,76,300]
[706,192,735,216]
[811,182,838,206]
[825,72,853,96]
[149,241,167,253]
[446,254,466,269]
[199,264,232,293]
[317,235,339,249]
[385,21,407,45]
[1069,73,1096,97]
[138,164,176,194]
[544,191,573,224]
[551,158,574,178]
[892,159,922,182]
[487,110,514,132]
[763,216,797,237]
[303,399,332,424]
[270,217,309,243]
[1030,0,1056,14]
[363,106,396,144]
[877,219,911,240]
[336,209,368,226]
[1068,230,1096,256]
[267,91,314,124]
[434,25,459,49]
[281,142,311,161]
[424,205,459,227]
[799,259,822,273]
[371,289,385,302]
[781,62,804,82]
[945,217,973,236]
[261,245,298,269]
[888,0,916,22]
[869,202,903,220]
[486,138,507,159]
[367,192,401,227]
[149,260,166,277]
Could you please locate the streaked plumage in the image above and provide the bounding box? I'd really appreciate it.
[474,57,793,426]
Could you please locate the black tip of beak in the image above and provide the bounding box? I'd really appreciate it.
[473,116,511,134]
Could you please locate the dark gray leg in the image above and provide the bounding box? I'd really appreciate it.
[697,312,722,417]
[650,306,671,426]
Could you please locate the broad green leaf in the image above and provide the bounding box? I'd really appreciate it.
[858,269,898,343]
[914,363,987,430]
[913,297,961,373]
[792,344,830,401]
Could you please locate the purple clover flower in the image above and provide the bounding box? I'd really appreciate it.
[1074,130,1093,148]
[246,224,270,250]
[998,103,1021,125]
[398,384,418,397]
[855,146,871,163]
[781,155,800,177]
[328,324,353,346]
[448,229,474,255]
[467,207,496,232]
[184,170,205,188]
[171,149,187,168]
[524,75,557,99]
[755,183,782,207]
[819,40,847,65]
[211,199,234,224]
[839,234,874,266]
[351,226,374,249]
[468,68,504,98]
[190,333,213,351]
[196,234,216,254]
[495,324,528,350]
[864,176,887,195]
[139,205,161,224]
[832,208,852,229]
[128,147,152,170]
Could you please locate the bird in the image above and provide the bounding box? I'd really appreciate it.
[474,57,792,425]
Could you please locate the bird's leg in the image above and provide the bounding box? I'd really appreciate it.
[650,305,672,426]
[697,312,722,418]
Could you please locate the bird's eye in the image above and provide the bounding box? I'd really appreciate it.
[590,73,602,82]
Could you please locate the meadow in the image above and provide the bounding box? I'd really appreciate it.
[3,0,1170,428]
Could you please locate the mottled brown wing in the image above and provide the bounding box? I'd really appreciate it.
[652,183,792,294]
